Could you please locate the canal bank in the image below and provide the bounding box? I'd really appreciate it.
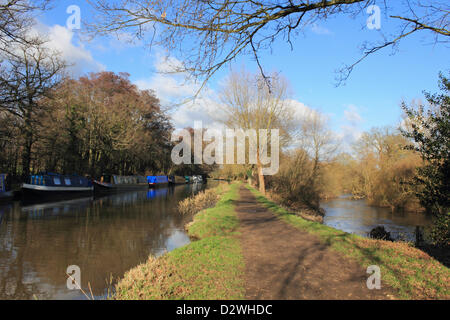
[115,183,449,300]
[246,185,449,300]
[115,183,245,299]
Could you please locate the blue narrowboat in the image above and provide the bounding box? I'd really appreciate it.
[147,175,169,188]
[0,174,13,201]
[22,173,93,197]
[93,175,148,193]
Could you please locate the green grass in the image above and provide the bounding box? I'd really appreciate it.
[187,183,240,239]
[246,184,450,300]
[115,182,245,300]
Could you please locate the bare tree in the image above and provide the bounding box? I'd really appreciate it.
[88,0,449,89]
[297,110,338,177]
[0,0,51,53]
[0,42,66,176]
[337,1,450,84]
[220,69,293,193]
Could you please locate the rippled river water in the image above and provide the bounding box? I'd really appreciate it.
[0,182,215,300]
[321,195,433,240]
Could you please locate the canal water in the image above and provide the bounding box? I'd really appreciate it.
[0,182,215,300]
[321,195,433,241]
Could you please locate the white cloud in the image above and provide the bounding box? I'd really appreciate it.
[135,53,194,100]
[170,97,225,129]
[310,23,332,35]
[30,23,104,75]
[344,104,362,124]
[135,53,227,129]
[136,74,194,101]
[340,125,363,142]
[287,99,321,123]
[339,105,364,151]
[135,55,329,134]
[154,53,185,73]
[107,32,144,52]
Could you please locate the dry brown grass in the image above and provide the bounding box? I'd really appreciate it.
[261,189,324,223]
[178,189,219,215]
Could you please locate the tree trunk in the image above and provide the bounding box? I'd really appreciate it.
[258,164,265,194]
[21,112,33,179]
[257,151,265,194]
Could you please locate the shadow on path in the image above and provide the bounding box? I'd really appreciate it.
[236,186,396,300]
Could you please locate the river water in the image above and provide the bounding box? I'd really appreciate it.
[321,195,433,241]
[0,183,214,300]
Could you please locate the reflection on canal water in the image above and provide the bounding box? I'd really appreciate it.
[321,195,433,240]
[0,182,214,300]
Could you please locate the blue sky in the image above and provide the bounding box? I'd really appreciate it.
[36,1,449,147]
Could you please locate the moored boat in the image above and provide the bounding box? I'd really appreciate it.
[0,174,14,202]
[93,175,148,193]
[21,173,93,198]
[191,175,203,183]
[168,175,186,185]
[147,175,169,188]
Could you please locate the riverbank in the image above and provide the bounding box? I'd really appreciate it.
[114,183,245,299]
[236,186,395,299]
[114,183,449,300]
[246,185,450,300]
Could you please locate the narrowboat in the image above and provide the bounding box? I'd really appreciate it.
[168,175,186,185]
[21,173,93,197]
[0,174,14,202]
[147,175,169,188]
[93,175,148,193]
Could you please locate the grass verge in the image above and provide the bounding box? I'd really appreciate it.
[115,182,245,300]
[246,184,450,300]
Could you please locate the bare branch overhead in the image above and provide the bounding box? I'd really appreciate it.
[87,0,449,90]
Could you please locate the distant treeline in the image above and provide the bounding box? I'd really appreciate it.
[220,127,423,213]
[321,128,423,212]
[0,71,211,179]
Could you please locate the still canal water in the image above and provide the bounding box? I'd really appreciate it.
[321,195,433,240]
[0,183,215,300]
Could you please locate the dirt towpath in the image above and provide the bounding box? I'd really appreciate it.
[236,186,395,300]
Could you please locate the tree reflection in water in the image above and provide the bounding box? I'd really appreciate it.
[0,183,214,299]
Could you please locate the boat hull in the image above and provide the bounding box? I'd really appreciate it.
[168,176,187,185]
[93,181,149,193]
[21,184,93,200]
[0,191,14,202]
[148,182,169,188]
